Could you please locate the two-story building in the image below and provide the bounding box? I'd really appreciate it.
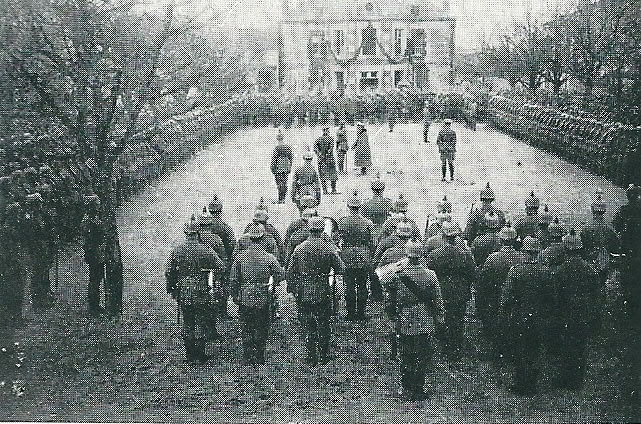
[277,0,456,94]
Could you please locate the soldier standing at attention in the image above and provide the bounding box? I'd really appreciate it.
[230,223,284,365]
[166,215,225,362]
[287,216,345,365]
[425,196,452,240]
[291,152,322,213]
[338,191,375,321]
[463,183,506,243]
[499,236,551,395]
[336,123,349,174]
[513,191,541,241]
[82,195,107,316]
[208,195,236,263]
[244,200,284,264]
[580,190,620,284]
[548,230,600,390]
[477,223,524,360]
[423,105,432,144]
[313,127,339,195]
[426,220,476,361]
[394,242,445,401]
[352,122,372,176]
[436,119,456,182]
[270,129,293,204]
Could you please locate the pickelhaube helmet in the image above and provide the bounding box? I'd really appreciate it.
[437,195,452,213]
[183,214,199,235]
[394,193,408,213]
[484,211,501,229]
[480,182,495,201]
[521,236,541,252]
[303,151,313,160]
[539,204,553,225]
[255,197,268,213]
[276,129,284,141]
[525,191,540,209]
[247,223,265,239]
[562,229,583,251]
[396,220,413,237]
[253,209,269,223]
[405,241,424,258]
[308,216,325,232]
[591,189,606,214]
[347,190,361,208]
[548,217,566,238]
[371,172,385,191]
[209,195,223,213]
[198,206,213,226]
[498,222,517,241]
[442,220,462,237]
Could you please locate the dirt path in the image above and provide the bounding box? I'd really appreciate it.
[0,122,628,422]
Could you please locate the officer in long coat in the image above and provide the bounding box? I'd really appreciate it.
[513,191,541,241]
[288,217,345,365]
[166,216,225,362]
[548,230,600,390]
[338,191,375,321]
[81,195,107,316]
[426,220,476,360]
[291,152,322,212]
[336,123,349,174]
[499,236,551,395]
[230,224,284,364]
[393,242,445,401]
[352,122,372,176]
[436,119,456,181]
[313,127,339,195]
[470,211,502,267]
[270,130,293,204]
[477,223,524,359]
[463,182,506,242]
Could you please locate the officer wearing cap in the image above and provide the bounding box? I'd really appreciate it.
[287,216,345,365]
[477,223,524,360]
[426,220,476,360]
[166,215,225,362]
[536,205,553,249]
[336,123,349,174]
[285,208,317,266]
[291,151,321,213]
[352,122,372,176]
[436,119,456,182]
[580,190,620,282]
[471,211,503,267]
[314,127,339,195]
[548,229,600,390]
[513,191,541,241]
[463,182,506,242]
[499,236,551,395]
[270,129,293,204]
[208,195,236,261]
[81,195,107,316]
[425,196,452,240]
[538,217,567,268]
[380,194,422,244]
[393,241,445,401]
[338,190,375,321]
[230,222,284,364]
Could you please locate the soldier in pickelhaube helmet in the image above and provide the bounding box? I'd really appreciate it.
[470,211,503,267]
[463,182,506,242]
[270,129,293,204]
[580,189,620,283]
[166,215,225,362]
[513,191,541,241]
[291,151,321,213]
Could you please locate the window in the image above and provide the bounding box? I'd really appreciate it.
[408,28,426,56]
[361,26,377,55]
[394,29,403,55]
[334,30,344,55]
[360,71,379,89]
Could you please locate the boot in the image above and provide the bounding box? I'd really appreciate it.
[441,163,447,182]
[321,180,328,194]
[449,163,454,181]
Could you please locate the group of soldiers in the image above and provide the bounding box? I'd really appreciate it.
[165,169,640,401]
[488,95,641,186]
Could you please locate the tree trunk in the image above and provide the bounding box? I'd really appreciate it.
[98,170,123,316]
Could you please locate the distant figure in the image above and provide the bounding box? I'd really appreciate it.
[352,122,372,176]
[423,106,432,144]
[436,119,456,182]
[270,129,293,204]
[313,127,339,195]
[291,151,321,213]
[336,123,349,173]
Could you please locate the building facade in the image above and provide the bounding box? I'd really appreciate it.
[278,0,456,94]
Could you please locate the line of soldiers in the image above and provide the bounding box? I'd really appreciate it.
[165,179,639,401]
[488,95,641,186]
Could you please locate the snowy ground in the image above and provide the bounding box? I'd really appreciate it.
[0,122,631,422]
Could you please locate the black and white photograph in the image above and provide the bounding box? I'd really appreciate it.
[0,0,640,421]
